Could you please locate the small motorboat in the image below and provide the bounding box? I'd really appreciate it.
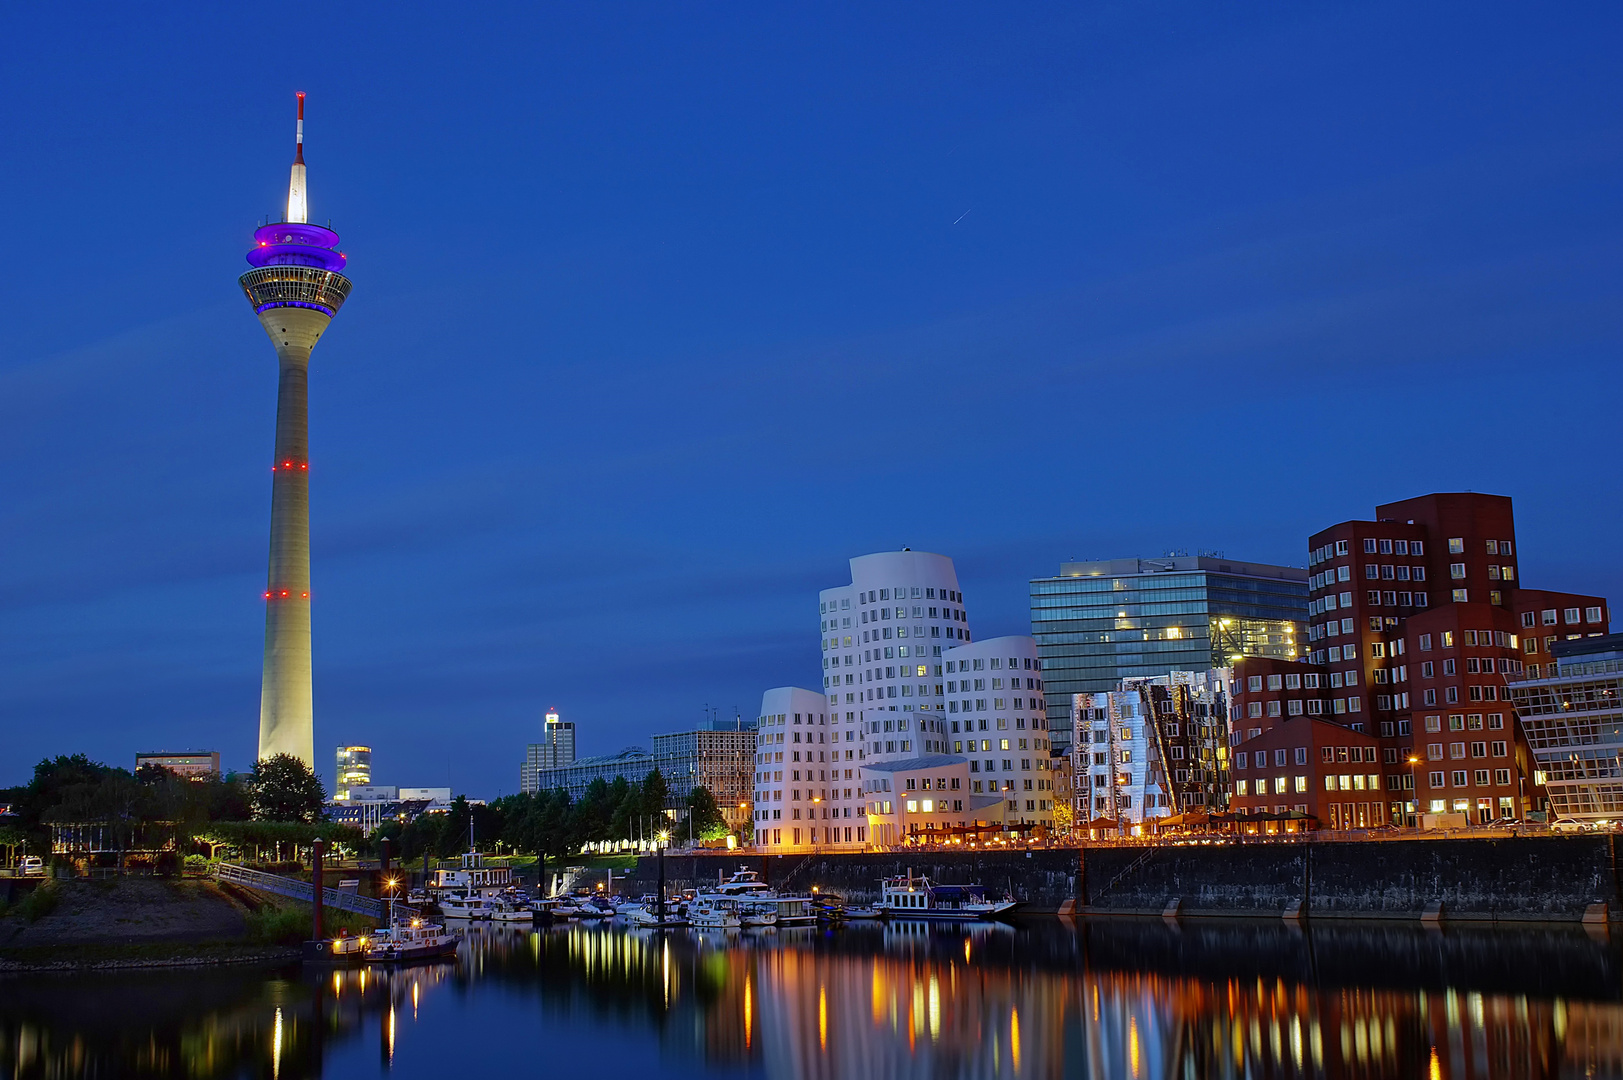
[366,914,459,963]
[487,896,535,923]
[738,901,778,928]
[622,901,687,928]
[686,898,741,929]
[843,905,884,920]
[438,892,493,920]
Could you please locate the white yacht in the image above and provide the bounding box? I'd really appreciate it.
[438,892,493,920]
[699,870,817,925]
[686,897,741,929]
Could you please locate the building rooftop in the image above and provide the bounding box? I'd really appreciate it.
[1552,633,1623,661]
[1047,556,1306,581]
[537,746,650,771]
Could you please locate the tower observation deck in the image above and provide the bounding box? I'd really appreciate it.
[241,93,351,766]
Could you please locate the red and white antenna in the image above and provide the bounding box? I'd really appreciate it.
[286,92,308,224]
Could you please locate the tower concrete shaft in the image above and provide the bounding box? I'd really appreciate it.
[240,95,351,768]
[256,308,327,763]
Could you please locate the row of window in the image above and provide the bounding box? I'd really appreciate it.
[847,586,963,607]
[1313,538,1431,563]
[1428,769,1514,788]
[1521,606,1606,627]
[856,605,964,625]
[757,826,867,845]
[1422,740,1509,759]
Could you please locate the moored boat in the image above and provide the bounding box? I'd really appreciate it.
[686,897,741,929]
[874,873,1017,920]
[365,915,460,963]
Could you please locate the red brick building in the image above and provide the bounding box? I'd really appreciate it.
[1229,718,1385,829]
[1229,492,1609,827]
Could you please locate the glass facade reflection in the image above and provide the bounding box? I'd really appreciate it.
[1031,556,1308,750]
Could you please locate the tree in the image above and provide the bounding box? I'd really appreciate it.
[641,768,670,822]
[1050,797,1076,834]
[249,755,327,823]
[42,770,154,873]
[685,786,729,842]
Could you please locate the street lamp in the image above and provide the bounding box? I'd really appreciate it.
[655,830,670,924]
[1408,755,1421,827]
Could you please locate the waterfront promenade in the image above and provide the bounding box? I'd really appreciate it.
[624,834,1623,922]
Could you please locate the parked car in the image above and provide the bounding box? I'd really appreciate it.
[18,856,45,877]
[1551,817,1593,833]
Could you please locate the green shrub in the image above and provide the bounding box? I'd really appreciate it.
[18,884,59,922]
[245,905,375,945]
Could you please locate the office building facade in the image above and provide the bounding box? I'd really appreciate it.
[528,747,654,802]
[1031,556,1307,752]
[520,710,578,794]
[1071,669,1229,828]
[135,751,221,779]
[1227,491,1609,827]
[334,745,371,800]
[1507,633,1623,820]
[653,719,758,833]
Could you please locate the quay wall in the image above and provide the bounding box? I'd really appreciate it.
[625,835,1623,921]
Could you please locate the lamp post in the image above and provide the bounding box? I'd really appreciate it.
[1408,755,1421,828]
[656,831,670,924]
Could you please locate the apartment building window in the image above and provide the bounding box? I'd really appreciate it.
[1490,741,1507,757]
[1448,538,1464,554]
[1429,771,1445,787]
[1587,606,1604,623]
[1494,769,1511,786]
[1451,770,1468,786]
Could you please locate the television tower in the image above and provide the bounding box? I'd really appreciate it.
[239,93,352,766]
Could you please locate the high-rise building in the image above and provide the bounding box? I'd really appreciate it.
[1508,633,1623,820]
[756,549,1053,851]
[520,710,577,793]
[1228,491,1610,829]
[242,94,352,767]
[654,718,758,834]
[1030,556,1307,752]
[334,745,371,801]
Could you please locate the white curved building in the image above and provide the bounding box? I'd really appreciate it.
[753,686,865,850]
[754,550,1053,850]
[939,635,1057,827]
[821,550,970,766]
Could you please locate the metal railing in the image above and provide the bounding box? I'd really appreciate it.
[214,862,415,921]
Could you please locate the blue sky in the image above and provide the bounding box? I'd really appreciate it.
[2,4,1620,796]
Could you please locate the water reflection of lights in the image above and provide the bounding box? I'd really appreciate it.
[9,923,1623,1080]
[271,1006,283,1080]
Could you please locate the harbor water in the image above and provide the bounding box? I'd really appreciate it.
[3,916,1622,1078]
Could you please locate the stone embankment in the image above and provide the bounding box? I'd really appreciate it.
[625,835,1623,922]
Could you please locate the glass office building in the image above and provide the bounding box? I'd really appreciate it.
[334,745,372,801]
[1031,556,1307,750]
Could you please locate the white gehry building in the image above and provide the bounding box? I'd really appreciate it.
[755,549,1054,850]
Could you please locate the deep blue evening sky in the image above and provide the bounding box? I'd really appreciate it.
[3,4,1620,796]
